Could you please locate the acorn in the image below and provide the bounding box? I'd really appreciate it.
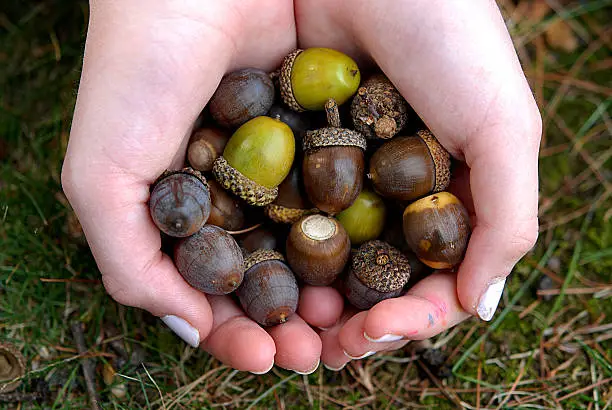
[237,249,299,326]
[302,99,367,215]
[240,227,278,253]
[0,343,25,393]
[286,214,351,286]
[265,165,317,224]
[350,74,409,140]
[344,240,411,310]
[336,189,386,245]
[187,127,230,172]
[149,168,211,237]
[268,104,315,141]
[212,116,295,206]
[280,48,361,112]
[369,130,451,202]
[209,68,275,128]
[207,180,245,231]
[174,225,244,295]
[402,192,471,269]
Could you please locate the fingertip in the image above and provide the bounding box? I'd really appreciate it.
[297,285,344,329]
[268,315,322,374]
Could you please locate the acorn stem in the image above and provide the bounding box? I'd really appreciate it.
[358,87,380,119]
[226,223,263,235]
[325,98,341,128]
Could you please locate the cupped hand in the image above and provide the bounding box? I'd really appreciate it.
[294,0,542,369]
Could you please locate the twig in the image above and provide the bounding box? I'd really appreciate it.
[557,377,612,402]
[537,286,612,296]
[70,322,100,410]
[417,359,463,408]
[494,360,526,410]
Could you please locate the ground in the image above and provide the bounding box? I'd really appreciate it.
[0,1,610,408]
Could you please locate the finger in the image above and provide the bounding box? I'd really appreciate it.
[337,311,407,360]
[267,314,322,374]
[202,295,276,374]
[297,285,345,330]
[363,271,471,342]
[319,310,357,371]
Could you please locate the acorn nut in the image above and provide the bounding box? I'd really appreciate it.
[402,192,471,269]
[369,130,451,202]
[345,240,411,310]
[149,168,211,237]
[0,343,26,393]
[207,180,245,231]
[209,68,275,128]
[336,189,386,245]
[174,225,244,295]
[286,214,351,286]
[237,249,299,326]
[213,116,295,206]
[280,48,361,111]
[302,99,367,215]
[187,127,229,172]
[265,165,317,224]
[240,227,278,253]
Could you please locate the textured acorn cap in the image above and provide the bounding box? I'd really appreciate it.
[152,167,208,191]
[0,343,26,393]
[280,49,305,112]
[303,128,367,153]
[265,203,318,224]
[212,156,278,206]
[352,240,411,293]
[244,249,285,272]
[416,130,451,193]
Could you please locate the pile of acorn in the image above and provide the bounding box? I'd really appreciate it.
[149,48,471,327]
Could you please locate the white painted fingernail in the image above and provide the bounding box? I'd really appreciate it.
[317,327,329,331]
[477,277,506,321]
[343,350,376,360]
[293,360,320,375]
[363,332,404,343]
[323,363,347,372]
[161,315,200,348]
[250,361,274,375]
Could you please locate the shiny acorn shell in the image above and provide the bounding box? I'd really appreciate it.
[369,130,451,202]
[402,192,471,269]
[336,189,386,245]
[149,168,211,237]
[237,250,299,326]
[0,343,26,393]
[286,214,351,286]
[187,127,229,172]
[265,165,317,224]
[207,179,245,231]
[240,227,278,253]
[174,225,244,295]
[209,68,275,128]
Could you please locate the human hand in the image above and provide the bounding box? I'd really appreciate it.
[294,0,541,369]
[62,0,331,374]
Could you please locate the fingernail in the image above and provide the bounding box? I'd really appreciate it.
[317,327,329,331]
[477,277,506,321]
[293,359,320,375]
[363,332,404,343]
[161,315,200,348]
[343,350,376,360]
[323,363,347,372]
[250,361,274,375]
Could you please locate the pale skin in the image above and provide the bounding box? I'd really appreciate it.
[62,0,541,373]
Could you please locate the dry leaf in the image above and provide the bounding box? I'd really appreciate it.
[546,19,579,52]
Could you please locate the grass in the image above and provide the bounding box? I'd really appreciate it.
[1,0,611,408]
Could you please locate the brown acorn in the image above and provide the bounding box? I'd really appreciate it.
[209,68,275,128]
[207,180,245,231]
[187,127,230,172]
[0,343,26,393]
[344,240,411,310]
[350,74,409,140]
[265,166,317,224]
[286,214,351,286]
[302,99,367,215]
[402,192,471,269]
[237,249,299,326]
[174,225,244,295]
[369,130,451,202]
[268,104,316,141]
[149,168,211,237]
[240,227,278,253]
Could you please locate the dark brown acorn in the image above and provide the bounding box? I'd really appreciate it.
[207,180,245,231]
[286,214,351,286]
[149,168,211,237]
[265,166,317,224]
[302,99,366,215]
[187,127,230,172]
[402,192,471,269]
[344,240,411,310]
[237,249,299,326]
[240,227,278,253]
[174,225,244,295]
[0,343,25,393]
[209,68,275,128]
[350,74,409,140]
[268,104,315,141]
[369,130,451,202]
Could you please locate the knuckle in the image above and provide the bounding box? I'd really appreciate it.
[101,273,143,308]
[509,221,539,256]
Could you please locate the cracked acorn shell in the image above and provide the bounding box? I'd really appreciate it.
[213,116,295,206]
[369,130,451,202]
[0,343,26,393]
[344,240,411,310]
[402,192,471,269]
[350,74,409,140]
[237,249,299,326]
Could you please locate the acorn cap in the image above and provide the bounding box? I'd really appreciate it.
[244,249,285,272]
[280,49,305,112]
[417,130,451,193]
[265,203,318,224]
[352,240,410,293]
[152,167,208,191]
[0,343,26,393]
[212,156,278,206]
[303,128,367,153]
